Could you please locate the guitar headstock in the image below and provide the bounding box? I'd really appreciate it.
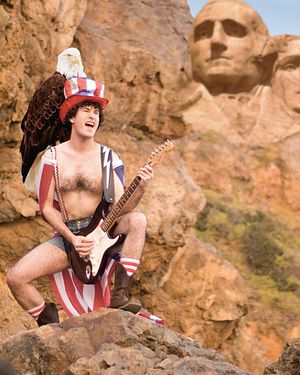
[147,140,174,167]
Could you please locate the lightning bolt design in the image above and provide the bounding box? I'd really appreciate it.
[102,146,111,189]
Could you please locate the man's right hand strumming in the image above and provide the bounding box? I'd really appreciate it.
[71,235,94,258]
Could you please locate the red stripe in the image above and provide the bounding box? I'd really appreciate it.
[28,304,45,314]
[103,260,117,306]
[122,265,138,270]
[120,260,140,267]
[28,305,46,319]
[49,273,73,317]
[70,272,97,313]
[93,280,105,310]
[62,270,86,315]
[77,77,87,92]
[94,82,101,96]
[137,311,164,325]
[71,271,85,297]
[71,274,93,313]
[53,200,61,211]
[39,164,53,212]
[49,260,117,317]
[64,80,73,98]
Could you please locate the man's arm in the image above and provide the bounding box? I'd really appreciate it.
[40,155,94,258]
[41,175,75,243]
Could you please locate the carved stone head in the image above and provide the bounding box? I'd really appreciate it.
[190,0,269,94]
[271,36,300,116]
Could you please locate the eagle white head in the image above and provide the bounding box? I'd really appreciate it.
[56,47,86,79]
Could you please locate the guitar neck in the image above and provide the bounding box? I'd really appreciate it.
[101,140,173,232]
[101,175,142,232]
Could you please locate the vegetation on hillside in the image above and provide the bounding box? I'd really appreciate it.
[195,190,300,315]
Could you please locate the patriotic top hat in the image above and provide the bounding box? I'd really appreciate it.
[59,77,109,122]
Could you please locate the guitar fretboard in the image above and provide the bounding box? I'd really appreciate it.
[101,176,142,232]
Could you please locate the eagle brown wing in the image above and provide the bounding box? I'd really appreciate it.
[20,72,71,182]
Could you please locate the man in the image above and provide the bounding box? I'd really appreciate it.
[6,76,154,325]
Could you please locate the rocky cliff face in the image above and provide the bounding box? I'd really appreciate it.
[0,309,252,375]
[264,338,300,375]
[1,1,300,374]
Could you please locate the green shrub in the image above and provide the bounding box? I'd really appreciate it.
[242,222,282,275]
[195,192,300,301]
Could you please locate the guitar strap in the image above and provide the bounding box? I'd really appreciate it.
[101,145,115,204]
[51,146,69,222]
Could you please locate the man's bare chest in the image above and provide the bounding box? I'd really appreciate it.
[59,158,102,194]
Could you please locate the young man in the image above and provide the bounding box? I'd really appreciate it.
[7,77,154,325]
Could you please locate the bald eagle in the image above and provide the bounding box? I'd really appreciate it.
[20,48,86,183]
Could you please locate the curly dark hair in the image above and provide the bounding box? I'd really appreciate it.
[64,100,105,130]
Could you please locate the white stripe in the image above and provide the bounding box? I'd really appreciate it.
[123,265,138,271]
[70,79,79,95]
[35,155,56,198]
[53,272,80,317]
[86,78,96,92]
[100,83,105,98]
[126,271,134,276]
[69,270,89,313]
[31,312,43,319]
[27,301,45,313]
[121,258,140,264]
[102,147,111,189]
[31,312,41,319]
[101,259,115,294]
[112,158,123,169]
[83,284,96,311]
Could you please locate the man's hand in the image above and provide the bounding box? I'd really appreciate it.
[137,164,154,190]
[71,235,94,258]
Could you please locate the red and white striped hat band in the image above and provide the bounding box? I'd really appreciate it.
[59,77,109,122]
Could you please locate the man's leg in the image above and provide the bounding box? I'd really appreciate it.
[109,211,146,313]
[6,242,68,324]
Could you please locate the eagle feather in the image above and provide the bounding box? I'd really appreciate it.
[20,48,85,183]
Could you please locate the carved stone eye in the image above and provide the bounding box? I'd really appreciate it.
[194,21,213,42]
[222,20,247,38]
[283,63,297,72]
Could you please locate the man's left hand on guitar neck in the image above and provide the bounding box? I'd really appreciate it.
[137,164,154,191]
[117,164,154,215]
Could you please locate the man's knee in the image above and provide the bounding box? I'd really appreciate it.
[128,212,147,232]
[6,267,24,292]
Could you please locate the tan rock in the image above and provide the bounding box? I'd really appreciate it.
[150,236,248,349]
[0,309,253,375]
[0,274,36,342]
[264,339,300,375]
[1,0,300,373]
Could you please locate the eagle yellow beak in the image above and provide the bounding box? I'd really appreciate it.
[70,56,80,64]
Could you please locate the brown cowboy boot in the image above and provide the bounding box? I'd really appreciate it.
[37,303,59,326]
[109,262,141,313]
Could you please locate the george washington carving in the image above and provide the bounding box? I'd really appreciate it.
[191,0,269,94]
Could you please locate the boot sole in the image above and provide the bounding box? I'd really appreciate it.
[116,301,142,314]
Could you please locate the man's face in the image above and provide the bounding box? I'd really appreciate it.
[272,40,300,115]
[191,2,263,93]
[71,105,100,138]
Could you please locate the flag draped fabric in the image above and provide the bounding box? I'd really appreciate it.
[49,259,116,316]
